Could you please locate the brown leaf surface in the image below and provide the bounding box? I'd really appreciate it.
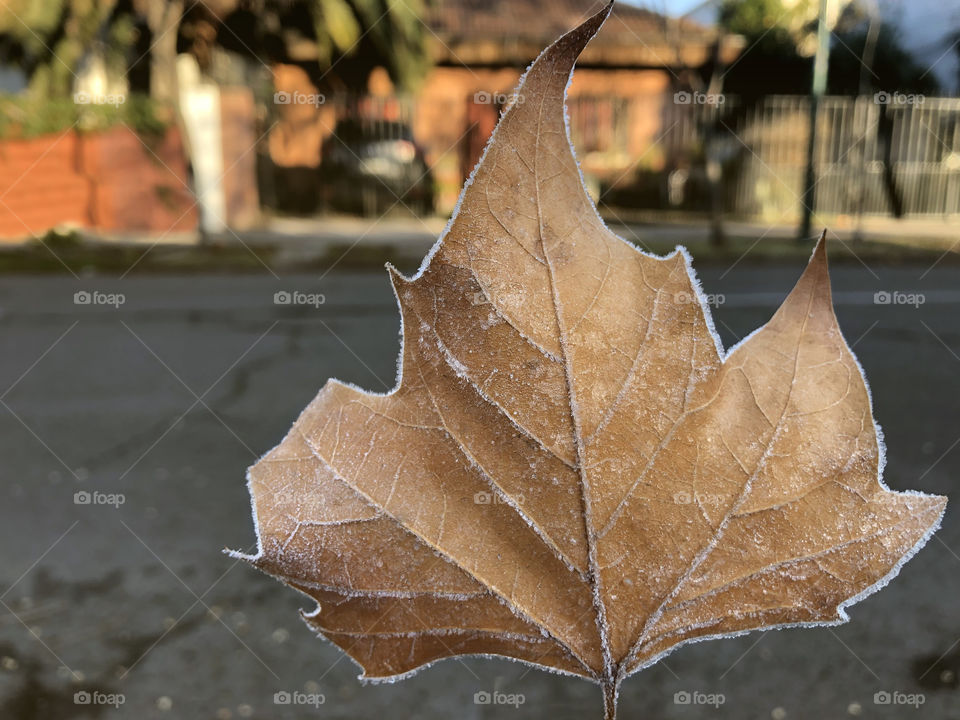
[236,3,947,716]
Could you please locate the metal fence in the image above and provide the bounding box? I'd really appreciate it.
[261,89,960,219]
[578,94,960,219]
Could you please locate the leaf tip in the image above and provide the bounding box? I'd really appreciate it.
[927,492,949,520]
[545,0,614,62]
[779,227,833,320]
[579,1,616,41]
[809,228,828,272]
[386,262,411,289]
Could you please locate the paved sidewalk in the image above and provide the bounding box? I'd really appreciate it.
[74,212,957,254]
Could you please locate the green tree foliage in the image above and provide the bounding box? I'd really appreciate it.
[719,0,939,96]
[310,0,429,90]
[829,23,940,95]
[720,0,815,55]
[0,0,432,100]
[719,0,814,95]
[0,93,168,138]
[0,0,134,99]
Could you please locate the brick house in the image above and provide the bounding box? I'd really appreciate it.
[269,0,742,213]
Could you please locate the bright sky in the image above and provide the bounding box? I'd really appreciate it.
[620,0,711,15]
[622,0,959,91]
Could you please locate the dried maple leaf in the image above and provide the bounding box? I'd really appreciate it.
[234,4,946,717]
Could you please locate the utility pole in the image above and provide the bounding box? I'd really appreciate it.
[799,0,831,240]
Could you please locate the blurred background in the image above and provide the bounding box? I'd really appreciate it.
[0,1,958,719]
[0,0,957,246]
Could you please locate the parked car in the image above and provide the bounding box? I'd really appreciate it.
[319,119,434,217]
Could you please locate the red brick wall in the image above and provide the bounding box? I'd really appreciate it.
[415,66,671,211]
[0,132,89,238]
[0,125,197,240]
[264,62,674,214]
[268,64,334,169]
[82,126,196,234]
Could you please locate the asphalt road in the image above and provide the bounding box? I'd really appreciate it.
[0,258,958,719]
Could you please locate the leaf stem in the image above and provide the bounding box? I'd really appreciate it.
[602,680,617,720]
